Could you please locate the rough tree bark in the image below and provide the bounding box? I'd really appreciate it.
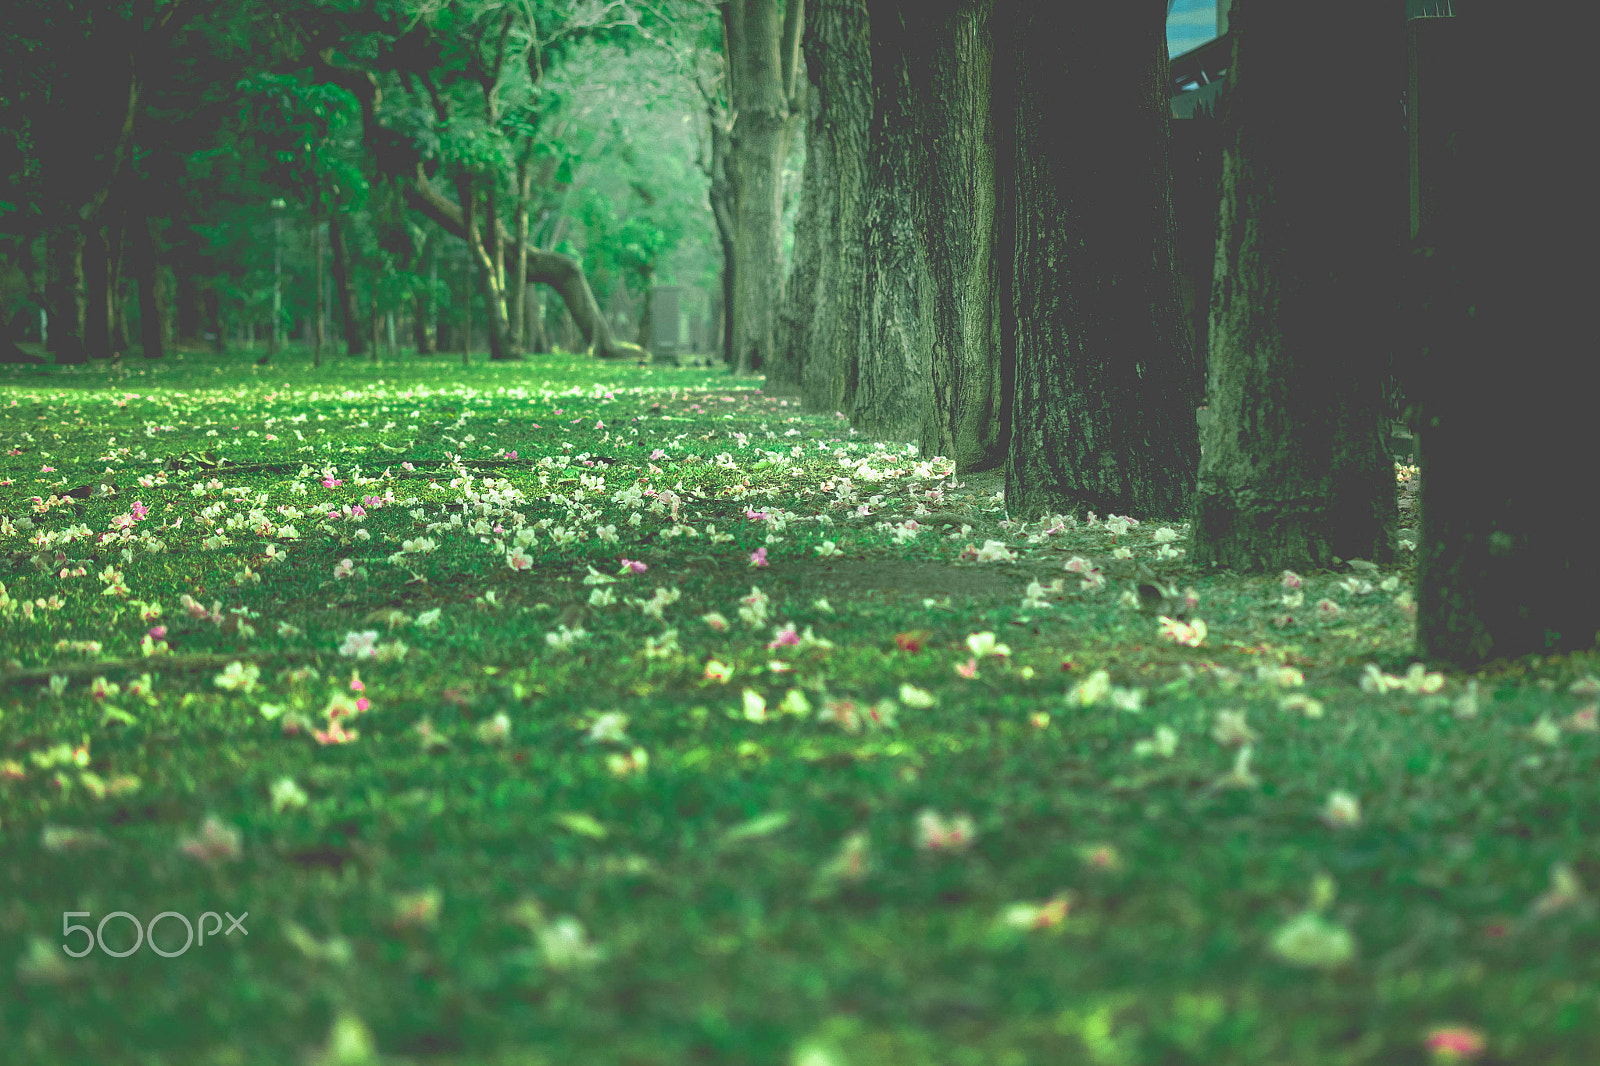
[723,0,805,378]
[1413,13,1597,666]
[845,0,931,441]
[908,0,1004,471]
[779,0,871,417]
[1188,1,1400,567]
[999,4,1198,520]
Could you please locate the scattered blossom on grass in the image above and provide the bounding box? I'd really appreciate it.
[915,809,976,853]
[1133,725,1179,758]
[1320,790,1362,828]
[474,713,511,745]
[965,632,1010,659]
[270,777,309,812]
[1158,616,1207,647]
[213,661,261,693]
[179,816,242,864]
[702,611,729,632]
[1423,1026,1486,1063]
[339,630,380,659]
[1211,710,1258,747]
[998,892,1073,932]
[741,689,768,723]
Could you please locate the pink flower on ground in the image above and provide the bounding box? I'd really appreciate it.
[322,476,343,489]
[620,558,648,575]
[130,501,150,521]
[649,449,667,461]
[744,509,767,521]
[148,626,167,640]
[956,658,979,679]
[1424,1025,1486,1062]
[313,721,358,745]
[1316,598,1342,620]
[749,547,769,568]
[766,626,800,651]
[1281,570,1303,589]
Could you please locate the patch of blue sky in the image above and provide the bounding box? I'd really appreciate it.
[1167,0,1219,58]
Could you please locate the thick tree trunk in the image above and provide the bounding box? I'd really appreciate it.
[1413,14,1597,666]
[910,0,1004,471]
[781,0,870,415]
[132,211,165,359]
[1188,1,1400,567]
[999,4,1198,521]
[326,211,365,356]
[848,1,930,441]
[724,0,805,378]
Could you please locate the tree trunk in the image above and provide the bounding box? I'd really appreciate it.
[998,4,1199,521]
[1188,1,1400,567]
[779,0,870,414]
[204,286,225,353]
[511,153,533,351]
[1413,14,1597,667]
[132,211,165,359]
[83,224,114,358]
[47,225,87,364]
[846,1,930,440]
[910,0,1004,471]
[327,211,365,356]
[724,0,805,377]
[456,174,513,361]
[176,265,201,345]
[313,219,325,366]
[401,170,639,360]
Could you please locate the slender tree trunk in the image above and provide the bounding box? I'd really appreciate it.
[1188,0,1400,566]
[1413,13,1597,666]
[204,286,225,353]
[132,211,165,359]
[83,224,114,358]
[47,225,87,364]
[313,219,325,367]
[999,3,1199,520]
[511,152,532,351]
[176,265,201,345]
[326,211,365,356]
[107,206,129,353]
[369,275,380,362]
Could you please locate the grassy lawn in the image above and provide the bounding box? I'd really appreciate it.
[2,345,1597,1065]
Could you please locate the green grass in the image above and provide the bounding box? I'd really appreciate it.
[2,343,1597,1065]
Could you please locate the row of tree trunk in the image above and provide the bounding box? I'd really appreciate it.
[768,0,1595,668]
